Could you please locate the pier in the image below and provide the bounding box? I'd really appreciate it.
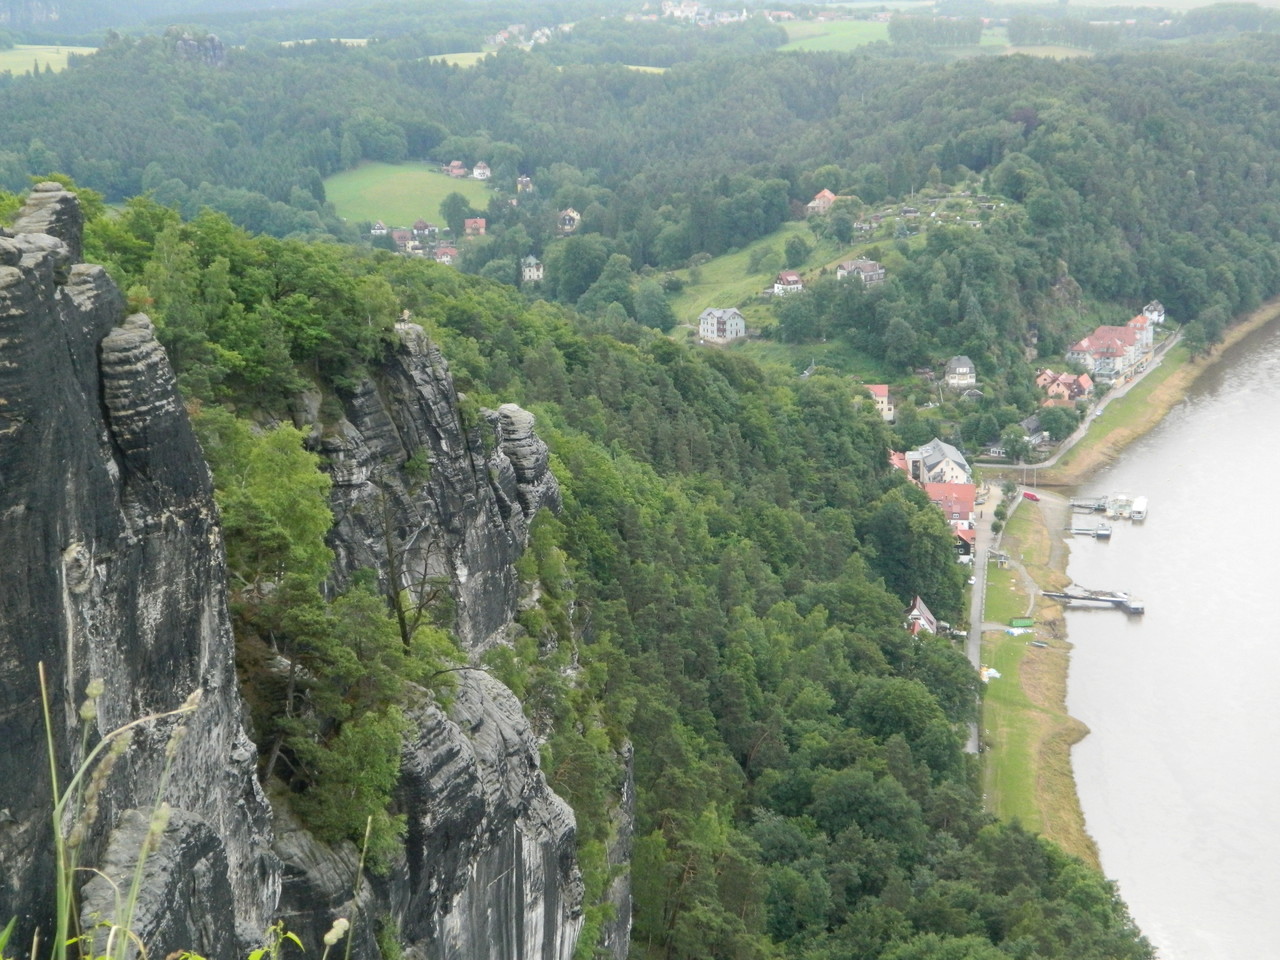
[1043,587,1144,614]
[1068,521,1112,539]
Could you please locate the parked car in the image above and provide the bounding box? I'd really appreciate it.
[1023,491,1040,501]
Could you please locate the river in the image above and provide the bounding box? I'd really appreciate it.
[1064,317,1280,960]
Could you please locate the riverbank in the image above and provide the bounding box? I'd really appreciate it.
[978,297,1280,866]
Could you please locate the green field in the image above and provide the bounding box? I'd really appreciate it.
[781,20,890,51]
[324,162,495,227]
[0,44,96,75]
[429,51,490,67]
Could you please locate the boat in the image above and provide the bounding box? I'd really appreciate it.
[1131,496,1148,521]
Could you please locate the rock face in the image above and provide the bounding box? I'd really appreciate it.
[319,322,561,653]
[0,189,584,960]
[0,189,277,955]
[277,323,581,958]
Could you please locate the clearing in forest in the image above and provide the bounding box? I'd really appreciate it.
[325,161,494,228]
[0,45,96,74]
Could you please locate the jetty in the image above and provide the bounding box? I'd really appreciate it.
[1070,493,1149,522]
[1043,587,1144,614]
[1067,521,1112,539]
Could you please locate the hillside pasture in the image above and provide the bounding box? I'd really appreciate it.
[781,20,890,51]
[428,51,491,67]
[325,162,495,228]
[0,45,96,75]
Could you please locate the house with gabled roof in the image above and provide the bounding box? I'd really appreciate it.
[806,188,837,216]
[773,271,804,296]
[944,356,977,391]
[370,220,388,236]
[472,161,491,180]
[1036,368,1093,402]
[907,437,971,485]
[864,384,894,421]
[463,217,486,236]
[521,255,543,282]
[446,160,468,178]
[698,307,746,342]
[905,596,938,635]
[836,259,886,284]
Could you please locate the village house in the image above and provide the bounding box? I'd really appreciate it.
[446,160,468,178]
[558,208,581,233]
[944,355,977,391]
[412,219,437,240]
[1035,368,1093,402]
[904,596,938,636]
[463,217,487,237]
[433,246,458,264]
[370,220,388,236]
[517,175,534,193]
[472,161,491,180]
[835,258,887,284]
[806,189,837,216]
[773,271,804,296]
[389,229,413,252]
[698,307,747,342]
[864,384,894,422]
[924,481,975,524]
[1066,313,1152,383]
[907,437,972,485]
[521,255,543,283]
[1143,299,1165,324]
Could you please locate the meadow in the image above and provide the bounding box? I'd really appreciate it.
[324,162,495,227]
[0,45,96,75]
[781,20,890,51]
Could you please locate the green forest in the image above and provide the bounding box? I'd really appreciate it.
[11,4,1280,957]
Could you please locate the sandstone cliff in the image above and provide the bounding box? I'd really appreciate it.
[0,187,585,960]
[0,184,276,957]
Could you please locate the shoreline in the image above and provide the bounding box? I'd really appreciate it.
[979,297,1280,866]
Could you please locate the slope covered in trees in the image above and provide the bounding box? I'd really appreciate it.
[51,191,1153,960]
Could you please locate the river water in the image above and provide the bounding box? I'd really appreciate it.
[1064,318,1280,960]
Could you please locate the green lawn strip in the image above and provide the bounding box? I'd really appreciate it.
[980,631,1042,831]
[0,45,96,74]
[324,162,495,227]
[981,556,1028,626]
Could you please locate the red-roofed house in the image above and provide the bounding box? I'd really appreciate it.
[1066,326,1140,383]
[1035,369,1093,402]
[463,217,486,236]
[433,246,459,264]
[806,189,837,216]
[865,384,894,422]
[446,160,468,177]
[924,482,976,525]
[773,271,804,296]
[889,450,910,474]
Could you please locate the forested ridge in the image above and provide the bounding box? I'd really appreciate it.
[10,181,1143,959]
[13,14,1280,958]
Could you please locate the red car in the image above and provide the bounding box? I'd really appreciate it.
[1022,491,1040,501]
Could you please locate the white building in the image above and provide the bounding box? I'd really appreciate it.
[698,307,746,342]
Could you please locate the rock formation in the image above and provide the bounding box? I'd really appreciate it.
[0,186,277,956]
[0,189,585,959]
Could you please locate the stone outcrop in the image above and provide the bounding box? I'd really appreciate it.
[275,322,580,957]
[0,188,584,960]
[317,322,560,653]
[0,188,276,955]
